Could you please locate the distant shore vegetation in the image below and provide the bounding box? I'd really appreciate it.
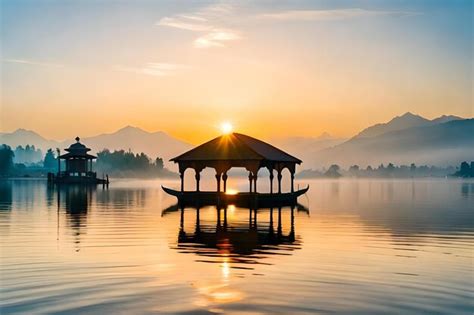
[0,144,175,178]
[297,162,474,179]
[1,143,473,179]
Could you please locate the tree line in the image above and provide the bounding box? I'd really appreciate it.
[0,145,171,177]
[298,162,474,178]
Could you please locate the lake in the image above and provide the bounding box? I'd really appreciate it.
[0,178,473,314]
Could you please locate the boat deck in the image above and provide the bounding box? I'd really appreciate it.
[162,186,309,207]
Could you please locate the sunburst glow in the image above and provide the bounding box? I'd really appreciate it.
[220,122,233,134]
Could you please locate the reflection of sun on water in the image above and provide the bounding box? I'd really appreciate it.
[222,257,230,280]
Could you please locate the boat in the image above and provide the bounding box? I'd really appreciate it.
[161,185,309,207]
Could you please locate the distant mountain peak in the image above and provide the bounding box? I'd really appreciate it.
[117,125,144,132]
[14,128,40,135]
[431,115,463,124]
[317,132,332,140]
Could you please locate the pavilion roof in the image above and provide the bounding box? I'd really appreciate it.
[59,152,97,159]
[170,133,301,164]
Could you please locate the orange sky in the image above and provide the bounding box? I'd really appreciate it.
[1,2,472,144]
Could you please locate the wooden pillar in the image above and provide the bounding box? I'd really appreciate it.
[253,174,257,193]
[269,170,274,194]
[180,172,184,192]
[222,172,228,192]
[195,170,201,192]
[56,149,61,175]
[291,171,295,193]
[215,173,222,192]
[277,170,282,194]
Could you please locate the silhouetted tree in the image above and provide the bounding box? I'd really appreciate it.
[0,145,15,175]
[454,161,472,178]
[43,149,56,169]
[95,149,167,176]
[349,165,359,177]
[324,164,342,178]
[155,157,164,170]
[14,145,42,164]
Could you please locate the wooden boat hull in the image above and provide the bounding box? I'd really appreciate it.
[161,185,309,207]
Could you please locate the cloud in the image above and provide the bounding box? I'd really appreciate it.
[157,16,211,31]
[258,8,416,21]
[156,3,240,48]
[194,30,241,48]
[3,58,64,67]
[115,63,189,77]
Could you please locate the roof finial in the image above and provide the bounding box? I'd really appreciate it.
[75,136,80,142]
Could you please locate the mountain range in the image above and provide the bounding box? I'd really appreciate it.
[0,126,191,169]
[275,112,473,168]
[1,112,472,169]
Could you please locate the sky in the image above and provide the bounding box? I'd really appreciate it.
[1,0,472,144]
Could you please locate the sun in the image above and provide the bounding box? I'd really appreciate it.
[220,122,233,134]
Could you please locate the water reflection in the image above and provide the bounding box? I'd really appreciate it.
[163,204,307,269]
[1,179,472,314]
[54,185,96,251]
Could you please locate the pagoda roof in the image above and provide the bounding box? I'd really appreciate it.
[59,152,96,159]
[59,137,95,159]
[171,133,301,164]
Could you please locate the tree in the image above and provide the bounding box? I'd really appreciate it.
[155,157,164,170]
[349,165,359,177]
[324,164,342,178]
[43,149,56,169]
[457,161,471,178]
[0,145,15,175]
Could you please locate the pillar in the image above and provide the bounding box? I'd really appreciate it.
[253,174,257,193]
[290,171,295,193]
[195,170,201,192]
[215,173,222,192]
[180,172,184,192]
[222,172,228,192]
[277,170,282,194]
[269,170,274,194]
[57,149,61,175]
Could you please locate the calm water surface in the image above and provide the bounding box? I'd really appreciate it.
[0,178,473,314]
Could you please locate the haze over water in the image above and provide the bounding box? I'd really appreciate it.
[1,178,473,314]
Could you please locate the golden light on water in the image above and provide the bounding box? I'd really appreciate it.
[220,122,233,135]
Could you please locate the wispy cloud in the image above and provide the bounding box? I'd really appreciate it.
[115,63,189,77]
[3,58,64,68]
[157,16,211,32]
[156,3,241,49]
[157,4,416,49]
[194,29,241,48]
[258,8,416,21]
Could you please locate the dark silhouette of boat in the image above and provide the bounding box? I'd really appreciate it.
[162,185,309,207]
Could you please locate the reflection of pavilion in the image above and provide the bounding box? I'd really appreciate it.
[56,185,95,251]
[163,204,308,267]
